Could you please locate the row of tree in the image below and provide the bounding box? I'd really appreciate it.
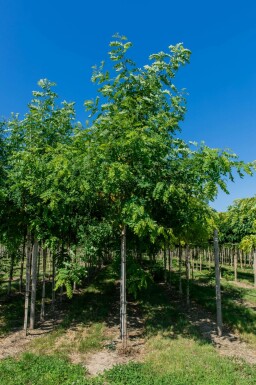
[0,35,254,342]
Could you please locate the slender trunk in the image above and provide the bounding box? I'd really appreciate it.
[163,247,167,283]
[40,247,47,321]
[7,253,15,296]
[30,240,39,329]
[214,229,222,337]
[19,233,26,293]
[208,247,211,270]
[37,246,41,279]
[120,225,127,348]
[178,244,183,296]
[52,252,56,310]
[185,245,190,306]
[234,248,237,282]
[239,248,242,269]
[168,249,171,288]
[253,249,256,288]
[24,233,32,335]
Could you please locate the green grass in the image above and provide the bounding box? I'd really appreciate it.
[166,264,256,345]
[0,353,89,385]
[98,337,256,385]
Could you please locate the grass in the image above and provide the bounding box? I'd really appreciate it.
[97,336,256,385]
[0,353,89,385]
[166,263,256,346]
[27,266,117,358]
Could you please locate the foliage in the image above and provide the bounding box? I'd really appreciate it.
[55,261,87,298]
[126,258,153,298]
[218,197,256,244]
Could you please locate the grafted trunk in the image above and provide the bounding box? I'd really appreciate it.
[30,240,39,329]
[120,225,127,348]
[214,229,222,337]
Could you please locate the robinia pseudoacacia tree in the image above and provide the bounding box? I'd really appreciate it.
[82,34,254,345]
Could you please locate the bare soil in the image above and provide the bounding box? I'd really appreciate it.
[0,315,63,360]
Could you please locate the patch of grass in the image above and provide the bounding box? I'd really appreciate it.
[136,279,197,339]
[0,353,89,385]
[93,334,256,385]
[166,265,256,346]
[78,322,106,353]
[28,266,117,358]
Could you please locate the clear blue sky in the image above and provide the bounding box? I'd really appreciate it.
[1,0,256,211]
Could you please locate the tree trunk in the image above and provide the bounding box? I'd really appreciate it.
[163,247,167,283]
[7,252,15,296]
[234,248,237,282]
[168,249,172,288]
[19,233,26,293]
[253,249,256,288]
[30,240,39,329]
[178,244,183,296]
[120,225,127,348]
[24,233,32,335]
[40,247,47,321]
[52,252,56,310]
[185,245,190,307]
[214,229,222,337]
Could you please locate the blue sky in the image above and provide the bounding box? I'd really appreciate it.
[1,0,256,211]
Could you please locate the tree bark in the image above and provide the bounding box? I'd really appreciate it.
[214,229,222,337]
[30,239,39,329]
[120,225,127,348]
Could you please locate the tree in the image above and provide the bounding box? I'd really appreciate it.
[6,79,77,330]
[81,35,254,344]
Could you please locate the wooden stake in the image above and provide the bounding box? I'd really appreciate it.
[120,225,127,348]
[214,229,223,337]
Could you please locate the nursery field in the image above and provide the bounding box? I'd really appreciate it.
[1,261,256,385]
[1,34,256,385]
